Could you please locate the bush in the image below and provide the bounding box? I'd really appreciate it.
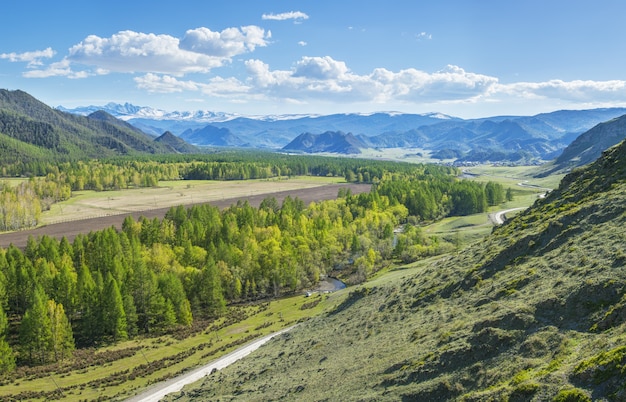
[552,388,591,402]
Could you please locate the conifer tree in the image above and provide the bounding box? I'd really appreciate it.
[102,275,128,341]
[19,286,52,365]
[199,259,226,316]
[47,300,74,362]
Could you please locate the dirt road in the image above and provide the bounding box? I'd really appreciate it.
[488,207,526,225]
[125,326,296,402]
[0,183,370,249]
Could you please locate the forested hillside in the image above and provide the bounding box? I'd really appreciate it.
[169,140,626,400]
[0,89,183,170]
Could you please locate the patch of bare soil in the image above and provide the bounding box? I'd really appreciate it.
[0,183,370,249]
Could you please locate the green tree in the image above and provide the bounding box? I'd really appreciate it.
[102,275,128,341]
[0,337,15,374]
[148,291,177,332]
[76,264,101,345]
[47,300,74,362]
[157,272,192,326]
[19,287,52,365]
[51,254,77,318]
[0,300,13,373]
[506,187,514,201]
[199,259,226,317]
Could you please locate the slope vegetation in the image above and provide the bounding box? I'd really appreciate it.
[0,89,182,165]
[170,141,626,401]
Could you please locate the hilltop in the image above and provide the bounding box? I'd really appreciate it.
[168,140,626,400]
[283,131,366,154]
[0,89,197,166]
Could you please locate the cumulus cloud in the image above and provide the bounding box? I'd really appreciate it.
[236,58,626,108]
[22,58,91,79]
[134,73,200,93]
[298,41,308,47]
[262,11,309,21]
[243,58,498,103]
[135,73,250,97]
[180,26,270,57]
[293,56,350,79]
[497,79,626,102]
[0,47,55,67]
[24,26,270,78]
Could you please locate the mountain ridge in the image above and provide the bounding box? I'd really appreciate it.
[539,114,626,176]
[0,89,197,165]
[59,102,626,161]
[282,131,366,154]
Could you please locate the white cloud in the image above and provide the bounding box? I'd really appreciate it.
[416,32,432,41]
[128,55,626,112]
[180,26,270,57]
[243,58,498,103]
[298,41,308,47]
[67,30,223,75]
[496,79,626,102]
[22,58,89,79]
[134,73,250,97]
[200,76,252,96]
[0,47,55,67]
[134,73,199,93]
[262,11,309,22]
[293,56,350,79]
[25,26,270,78]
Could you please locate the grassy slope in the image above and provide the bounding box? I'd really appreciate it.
[168,142,626,401]
[0,289,348,401]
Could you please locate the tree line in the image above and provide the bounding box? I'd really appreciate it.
[0,152,457,231]
[0,168,511,372]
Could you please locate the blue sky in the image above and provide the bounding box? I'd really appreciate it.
[2,0,626,118]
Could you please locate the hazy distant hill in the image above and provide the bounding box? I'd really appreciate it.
[154,131,199,153]
[282,131,366,154]
[170,139,626,401]
[539,113,626,175]
[0,89,178,164]
[60,102,626,161]
[179,125,246,147]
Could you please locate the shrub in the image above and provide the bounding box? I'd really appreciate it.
[552,388,592,402]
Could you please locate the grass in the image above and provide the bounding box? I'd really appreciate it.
[0,288,350,401]
[418,165,562,246]
[465,164,565,190]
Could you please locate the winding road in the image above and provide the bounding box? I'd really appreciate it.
[488,207,526,225]
[126,326,297,402]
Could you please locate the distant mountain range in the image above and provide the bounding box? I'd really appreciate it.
[59,102,626,162]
